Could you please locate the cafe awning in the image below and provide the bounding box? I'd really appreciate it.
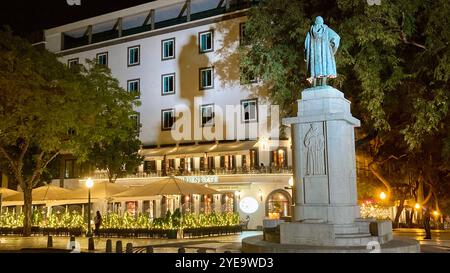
[141,141,258,160]
[141,146,178,160]
[207,140,257,156]
[165,143,216,159]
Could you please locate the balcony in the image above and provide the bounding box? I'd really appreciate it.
[90,166,292,180]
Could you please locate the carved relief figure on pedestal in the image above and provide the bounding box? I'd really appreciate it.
[304,123,325,175]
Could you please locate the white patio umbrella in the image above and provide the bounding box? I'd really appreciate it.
[112,176,220,198]
[2,185,73,206]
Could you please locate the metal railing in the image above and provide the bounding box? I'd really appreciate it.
[91,166,292,180]
[63,1,255,50]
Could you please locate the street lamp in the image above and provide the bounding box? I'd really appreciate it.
[379,192,386,201]
[414,203,421,210]
[433,211,440,229]
[85,178,94,237]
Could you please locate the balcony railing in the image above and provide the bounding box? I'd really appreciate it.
[63,1,256,50]
[90,166,292,180]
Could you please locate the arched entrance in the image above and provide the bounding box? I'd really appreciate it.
[265,189,292,218]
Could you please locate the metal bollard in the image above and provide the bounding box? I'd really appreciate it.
[47,235,53,248]
[105,239,112,253]
[88,237,95,251]
[116,240,123,253]
[178,247,186,253]
[126,243,133,253]
[146,246,154,253]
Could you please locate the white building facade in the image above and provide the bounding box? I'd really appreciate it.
[44,0,293,229]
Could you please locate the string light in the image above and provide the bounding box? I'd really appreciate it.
[360,203,391,220]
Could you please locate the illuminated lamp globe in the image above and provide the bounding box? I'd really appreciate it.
[86,178,94,188]
[239,197,259,214]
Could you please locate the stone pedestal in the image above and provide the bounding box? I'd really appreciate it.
[242,86,417,252]
[280,86,390,246]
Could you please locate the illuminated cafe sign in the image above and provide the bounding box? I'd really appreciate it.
[177,176,219,184]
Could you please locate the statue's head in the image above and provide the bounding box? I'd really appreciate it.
[314,16,324,25]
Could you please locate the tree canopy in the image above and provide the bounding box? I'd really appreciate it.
[88,135,144,184]
[0,29,139,235]
[240,0,450,217]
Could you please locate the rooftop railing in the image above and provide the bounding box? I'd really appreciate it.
[62,1,257,50]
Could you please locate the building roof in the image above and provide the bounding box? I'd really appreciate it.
[45,0,251,53]
[45,0,186,36]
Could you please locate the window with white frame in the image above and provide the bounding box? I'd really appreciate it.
[68,58,79,69]
[128,45,140,66]
[97,52,108,66]
[200,104,215,127]
[130,113,140,133]
[241,99,258,123]
[161,38,175,60]
[161,109,175,130]
[199,30,213,53]
[200,67,213,90]
[161,73,175,95]
[127,79,140,98]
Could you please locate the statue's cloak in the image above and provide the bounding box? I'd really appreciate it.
[305,24,340,83]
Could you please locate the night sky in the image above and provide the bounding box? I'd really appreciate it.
[0,0,156,38]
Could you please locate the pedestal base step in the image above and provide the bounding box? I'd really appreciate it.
[335,234,378,247]
[280,221,392,247]
[242,235,420,253]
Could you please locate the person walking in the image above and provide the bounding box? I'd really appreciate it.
[423,208,432,239]
[94,211,102,237]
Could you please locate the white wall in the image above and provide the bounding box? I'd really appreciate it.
[53,16,274,147]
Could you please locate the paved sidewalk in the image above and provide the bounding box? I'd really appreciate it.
[2,229,448,253]
[0,231,262,253]
[394,229,450,253]
[394,228,450,233]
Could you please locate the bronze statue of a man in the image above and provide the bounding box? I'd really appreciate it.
[305,16,340,87]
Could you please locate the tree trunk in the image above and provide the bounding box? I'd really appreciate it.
[107,169,118,183]
[22,186,33,237]
[393,194,406,228]
[369,162,393,198]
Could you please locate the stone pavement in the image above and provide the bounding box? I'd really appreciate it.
[393,228,450,253]
[1,229,448,253]
[0,231,262,253]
